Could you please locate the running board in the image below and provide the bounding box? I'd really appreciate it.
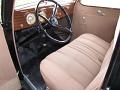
[23,74,37,90]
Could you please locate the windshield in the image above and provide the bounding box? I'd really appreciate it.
[15,0,74,10]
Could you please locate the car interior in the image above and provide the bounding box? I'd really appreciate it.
[0,0,120,90]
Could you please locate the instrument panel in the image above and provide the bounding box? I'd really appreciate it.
[14,1,75,31]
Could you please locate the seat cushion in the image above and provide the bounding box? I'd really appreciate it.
[74,34,110,62]
[40,33,110,90]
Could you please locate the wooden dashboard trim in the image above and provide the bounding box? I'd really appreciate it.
[14,2,75,31]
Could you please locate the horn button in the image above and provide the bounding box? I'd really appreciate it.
[50,17,58,26]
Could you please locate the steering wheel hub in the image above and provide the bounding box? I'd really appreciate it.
[50,17,59,26]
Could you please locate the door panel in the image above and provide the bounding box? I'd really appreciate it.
[72,1,120,42]
[0,25,21,90]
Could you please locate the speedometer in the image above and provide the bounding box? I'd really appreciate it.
[26,13,36,25]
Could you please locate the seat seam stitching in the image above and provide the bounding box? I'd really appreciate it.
[68,45,101,66]
[57,50,95,76]
[46,58,87,88]
[71,42,104,62]
[79,36,109,49]
[76,40,105,56]
[70,42,103,60]
[80,34,110,46]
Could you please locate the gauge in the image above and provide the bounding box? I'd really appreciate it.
[39,11,46,23]
[26,13,36,25]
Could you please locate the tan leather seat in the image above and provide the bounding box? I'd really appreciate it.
[40,33,113,90]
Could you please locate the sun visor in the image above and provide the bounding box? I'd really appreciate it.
[81,0,120,9]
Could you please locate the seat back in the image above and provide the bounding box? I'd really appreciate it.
[86,15,120,90]
[86,42,114,90]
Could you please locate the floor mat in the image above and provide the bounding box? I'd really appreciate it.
[22,60,46,90]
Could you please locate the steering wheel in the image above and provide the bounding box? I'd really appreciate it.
[35,0,72,44]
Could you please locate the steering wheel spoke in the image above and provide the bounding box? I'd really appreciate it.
[54,25,72,34]
[38,13,49,23]
[51,4,58,18]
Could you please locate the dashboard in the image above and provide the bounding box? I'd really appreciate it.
[14,0,75,31]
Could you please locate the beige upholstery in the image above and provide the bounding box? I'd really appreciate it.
[40,33,113,90]
[86,42,113,90]
[0,77,21,90]
[0,25,21,90]
[72,1,120,42]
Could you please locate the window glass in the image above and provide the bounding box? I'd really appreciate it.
[15,0,73,10]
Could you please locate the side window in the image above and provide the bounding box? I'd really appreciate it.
[15,0,40,10]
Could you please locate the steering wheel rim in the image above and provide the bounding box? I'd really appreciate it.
[35,0,72,44]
